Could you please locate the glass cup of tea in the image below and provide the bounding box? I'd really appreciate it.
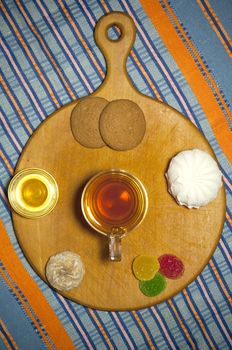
[81,169,148,261]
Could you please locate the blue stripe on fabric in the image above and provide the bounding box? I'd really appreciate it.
[0,189,8,209]
[195,277,231,348]
[203,269,232,322]
[0,263,56,349]
[13,1,75,103]
[162,303,195,349]
[108,21,167,102]
[0,263,48,350]
[109,312,138,349]
[212,252,231,292]
[0,115,23,155]
[0,69,33,135]
[0,324,14,350]
[105,0,203,129]
[129,311,154,349]
[185,287,219,349]
[5,2,67,110]
[52,292,98,350]
[0,180,8,198]
[146,308,173,350]
[160,0,232,127]
[0,2,232,348]
[63,0,166,107]
[40,0,232,190]
[110,0,232,185]
[122,311,157,348]
[95,311,129,350]
[97,1,177,102]
[59,0,104,83]
[226,207,232,221]
[16,1,78,102]
[78,0,167,103]
[0,337,9,350]
[141,307,179,348]
[129,52,165,101]
[221,230,231,254]
[0,3,61,110]
[188,281,231,349]
[171,298,198,349]
[179,290,216,349]
[200,0,232,52]
[209,0,232,37]
[69,307,103,349]
[0,161,11,181]
[222,175,232,193]
[0,37,45,123]
[216,248,232,284]
[84,308,113,350]
[95,310,122,349]
[101,2,188,114]
[118,0,204,132]
[37,0,95,94]
[219,238,232,272]
[0,145,14,171]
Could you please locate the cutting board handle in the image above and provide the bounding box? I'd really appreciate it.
[94,12,136,91]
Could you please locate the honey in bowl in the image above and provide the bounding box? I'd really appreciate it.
[81,170,148,236]
[8,168,59,218]
[21,178,48,207]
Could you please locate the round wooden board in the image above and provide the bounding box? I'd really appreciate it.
[12,13,225,311]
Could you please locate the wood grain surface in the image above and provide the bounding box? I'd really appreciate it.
[12,12,226,310]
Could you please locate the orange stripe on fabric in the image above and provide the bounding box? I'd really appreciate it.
[203,0,232,57]
[100,0,161,100]
[197,0,232,58]
[183,290,216,349]
[0,151,13,175]
[88,309,114,350]
[0,268,53,350]
[209,260,232,304]
[0,331,11,350]
[0,221,75,350]
[226,212,232,226]
[0,320,19,350]
[58,0,105,79]
[140,0,232,163]
[15,0,76,100]
[132,311,156,350]
[130,51,162,100]
[0,3,60,109]
[167,300,196,350]
[0,75,32,135]
[204,0,232,41]
[161,0,231,121]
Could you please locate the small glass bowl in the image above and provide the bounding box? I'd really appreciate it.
[8,168,59,219]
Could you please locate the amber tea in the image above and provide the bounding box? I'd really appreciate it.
[81,170,148,261]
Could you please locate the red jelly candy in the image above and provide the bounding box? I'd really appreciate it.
[158,254,184,279]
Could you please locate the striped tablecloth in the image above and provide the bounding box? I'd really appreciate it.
[0,1,231,349]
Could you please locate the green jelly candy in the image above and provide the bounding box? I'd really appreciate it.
[139,272,166,297]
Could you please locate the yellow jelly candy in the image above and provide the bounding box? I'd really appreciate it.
[132,255,160,281]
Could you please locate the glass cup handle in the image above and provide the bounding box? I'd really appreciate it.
[109,227,125,261]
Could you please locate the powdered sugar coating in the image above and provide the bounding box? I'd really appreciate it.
[166,149,222,208]
[46,251,85,291]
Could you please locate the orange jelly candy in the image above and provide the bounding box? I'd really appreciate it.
[132,255,160,281]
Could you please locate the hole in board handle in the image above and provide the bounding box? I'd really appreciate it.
[107,24,122,41]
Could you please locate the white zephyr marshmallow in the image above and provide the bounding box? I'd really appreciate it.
[46,251,85,291]
[166,149,222,208]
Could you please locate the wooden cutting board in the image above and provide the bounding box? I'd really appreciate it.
[12,12,225,311]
